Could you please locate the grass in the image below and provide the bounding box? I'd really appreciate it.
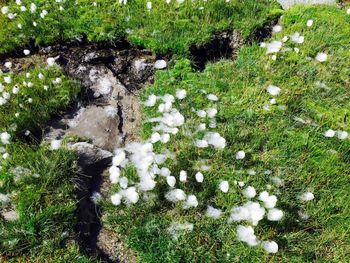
[0,63,91,260]
[0,63,80,136]
[0,144,96,262]
[104,5,350,262]
[0,0,281,56]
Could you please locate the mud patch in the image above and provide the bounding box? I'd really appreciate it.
[190,30,244,71]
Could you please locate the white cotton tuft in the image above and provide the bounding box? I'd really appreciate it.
[324,129,335,138]
[235,150,246,160]
[154,59,167,69]
[267,85,281,96]
[145,94,157,107]
[336,130,348,140]
[272,25,282,33]
[219,181,229,193]
[203,132,226,149]
[176,89,187,99]
[195,139,208,148]
[50,140,61,150]
[207,94,219,101]
[206,206,222,219]
[119,177,128,189]
[165,188,186,202]
[23,49,30,56]
[183,195,198,209]
[207,108,217,118]
[262,241,278,253]
[0,132,11,145]
[166,176,176,187]
[109,166,120,184]
[236,225,259,246]
[112,149,126,166]
[179,170,187,182]
[266,41,282,54]
[195,172,204,183]
[347,8,350,15]
[242,186,256,199]
[122,187,139,204]
[111,193,122,206]
[197,110,207,118]
[161,133,170,143]
[307,19,313,27]
[267,208,284,221]
[150,132,161,143]
[160,167,171,177]
[291,32,304,44]
[316,52,327,62]
[47,57,56,67]
[258,191,277,208]
[299,192,314,202]
[0,193,10,204]
[230,201,265,226]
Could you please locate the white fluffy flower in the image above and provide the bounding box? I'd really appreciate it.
[179,170,187,182]
[316,52,327,62]
[1,6,9,14]
[112,149,126,166]
[242,186,256,198]
[23,49,30,56]
[267,85,281,96]
[109,166,120,184]
[336,130,348,140]
[267,208,284,221]
[307,19,313,27]
[165,189,186,202]
[258,191,277,208]
[299,192,314,202]
[266,41,282,54]
[230,201,265,226]
[183,195,198,209]
[166,176,176,187]
[236,225,259,246]
[219,181,229,193]
[47,57,56,66]
[207,94,218,101]
[176,89,187,99]
[206,206,222,219]
[145,94,157,107]
[195,139,208,148]
[235,150,245,160]
[154,60,167,69]
[50,140,61,150]
[195,172,204,183]
[324,129,335,138]
[0,132,11,145]
[262,241,278,253]
[146,1,152,10]
[111,193,122,206]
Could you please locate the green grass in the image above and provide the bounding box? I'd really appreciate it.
[104,5,350,262]
[0,63,80,136]
[0,144,97,262]
[0,63,91,261]
[0,0,281,56]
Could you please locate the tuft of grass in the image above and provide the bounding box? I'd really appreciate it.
[0,64,80,136]
[104,5,350,262]
[0,144,97,262]
[0,0,281,56]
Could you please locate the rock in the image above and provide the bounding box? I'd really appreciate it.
[154,59,167,69]
[277,0,335,9]
[69,142,113,168]
[68,105,120,151]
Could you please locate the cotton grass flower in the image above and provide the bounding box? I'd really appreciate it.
[267,208,284,221]
[324,129,335,138]
[235,150,245,160]
[315,52,327,62]
[307,19,313,27]
[230,201,265,226]
[206,206,222,219]
[183,195,198,209]
[195,172,204,183]
[242,186,256,198]
[0,132,11,145]
[265,41,282,54]
[219,181,229,193]
[262,241,278,253]
[267,85,281,96]
[299,192,314,201]
[179,170,187,182]
[236,225,258,246]
[165,188,186,202]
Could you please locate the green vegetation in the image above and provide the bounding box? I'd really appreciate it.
[0,64,80,135]
[104,5,350,262]
[0,144,96,262]
[0,0,281,55]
